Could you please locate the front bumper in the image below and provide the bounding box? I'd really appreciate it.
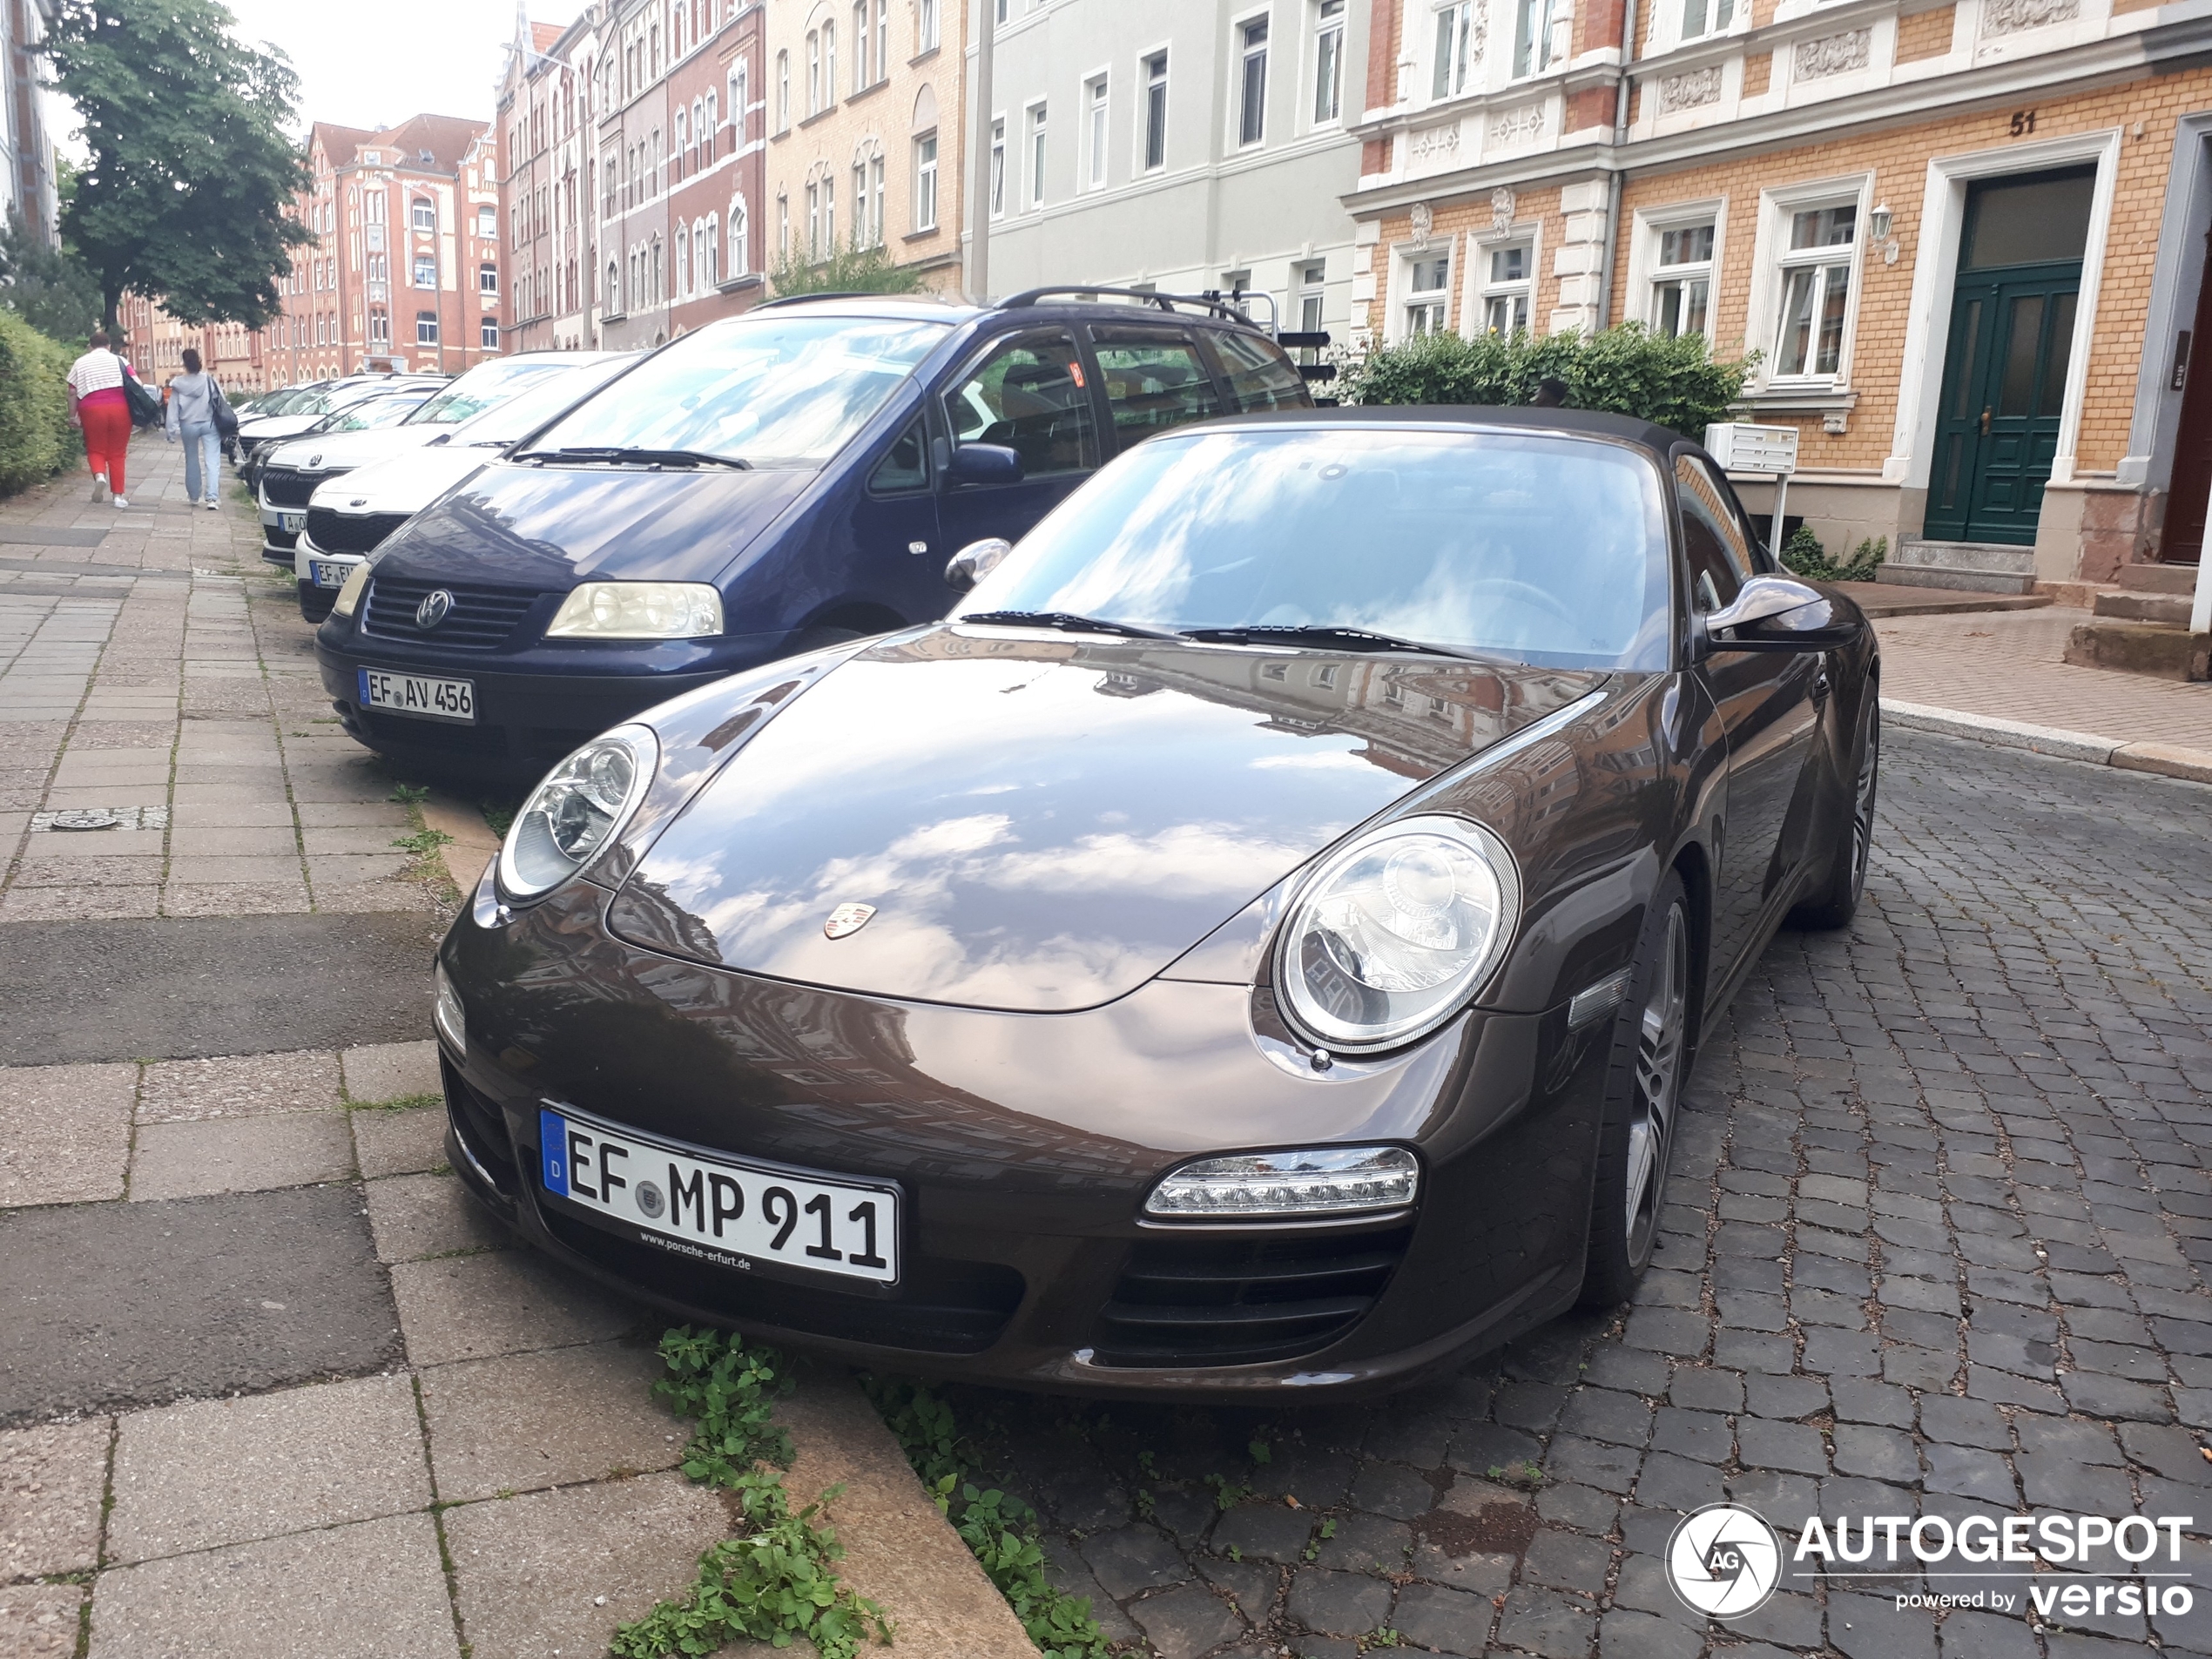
[434,873,1608,1398]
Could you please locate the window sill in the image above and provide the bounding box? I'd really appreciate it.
[799,107,836,129]
[908,45,941,66]
[715,273,765,294]
[1739,385,1858,415]
[846,79,888,107]
[903,227,941,243]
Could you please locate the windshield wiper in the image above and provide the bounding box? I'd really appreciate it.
[510,445,751,469]
[1179,624,1475,659]
[959,610,1177,641]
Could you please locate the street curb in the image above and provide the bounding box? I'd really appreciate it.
[419,791,501,892]
[1883,698,2212,783]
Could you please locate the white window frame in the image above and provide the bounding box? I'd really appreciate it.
[1431,0,1477,102]
[1138,48,1170,173]
[1234,10,1271,149]
[918,0,940,52]
[1391,241,1455,341]
[1084,73,1109,190]
[1027,99,1048,208]
[989,115,1006,216]
[1628,199,1725,341]
[1745,173,1870,388]
[914,132,939,231]
[1312,0,1345,125]
[1511,0,1557,80]
[1471,232,1536,336]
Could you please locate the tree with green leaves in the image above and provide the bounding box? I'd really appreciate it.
[769,245,931,299]
[43,0,314,334]
[0,209,105,342]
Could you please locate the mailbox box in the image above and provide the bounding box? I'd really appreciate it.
[1703,422,1800,475]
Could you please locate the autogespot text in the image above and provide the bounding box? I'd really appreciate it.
[1793,1512,2196,1618]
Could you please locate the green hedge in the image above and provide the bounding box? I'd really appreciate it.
[0,310,78,496]
[1338,323,1757,440]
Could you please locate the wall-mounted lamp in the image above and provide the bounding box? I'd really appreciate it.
[1868,202,1893,240]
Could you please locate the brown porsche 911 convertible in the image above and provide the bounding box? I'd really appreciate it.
[434,406,1880,1399]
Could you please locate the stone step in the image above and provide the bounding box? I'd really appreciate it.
[2093,590,2191,625]
[1875,563,2039,596]
[2115,560,2199,595]
[2062,618,2212,681]
[1892,538,2039,576]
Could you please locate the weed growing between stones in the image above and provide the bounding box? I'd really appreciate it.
[862,1376,1113,1659]
[611,1327,890,1659]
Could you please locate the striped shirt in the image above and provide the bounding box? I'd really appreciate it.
[67,349,128,400]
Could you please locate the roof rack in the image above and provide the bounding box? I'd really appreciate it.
[996,286,1270,327]
[754,290,964,309]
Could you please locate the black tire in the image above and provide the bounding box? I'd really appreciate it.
[1788,690,1878,930]
[1580,871,1693,1308]
[790,624,866,655]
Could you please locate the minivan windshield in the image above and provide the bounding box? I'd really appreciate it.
[450,354,641,448]
[956,427,1672,671]
[404,359,578,427]
[526,314,950,467]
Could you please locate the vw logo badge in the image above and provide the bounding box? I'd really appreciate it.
[824,902,877,940]
[415,589,455,630]
[1666,1504,1781,1619]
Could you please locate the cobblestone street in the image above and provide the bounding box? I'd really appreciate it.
[948,729,2212,1659]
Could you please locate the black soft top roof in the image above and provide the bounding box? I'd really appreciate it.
[1207,403,1693,461]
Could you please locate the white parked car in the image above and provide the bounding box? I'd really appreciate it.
[294,353,641,621]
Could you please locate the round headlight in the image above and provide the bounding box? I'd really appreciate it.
[496,725,658,901]
[1276,815,1521,1053]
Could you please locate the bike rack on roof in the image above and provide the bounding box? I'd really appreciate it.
[995,285,1272,327]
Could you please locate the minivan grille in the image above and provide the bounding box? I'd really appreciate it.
[1091,1225,1412,1367]
[307,508,408,555]
[260,467,329,508]
[361,575,541,650]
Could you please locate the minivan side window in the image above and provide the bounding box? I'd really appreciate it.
[1676,453,1755,612]
[1210,330,1309,413]
[868,417,928,492]
[942,330,1098,477]
[1092,327,1221,444]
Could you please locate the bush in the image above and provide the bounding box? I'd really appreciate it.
[0,309,77,496]
[1780,526,1887,583]
[1338,323,1757,440]
[769,244,931,298]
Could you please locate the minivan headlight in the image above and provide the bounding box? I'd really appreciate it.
[1276,815,1520,1053]
[546,582,723,638]
[332,561,372,617]
[1145,1146,1420,1217]
[496,725,658,900]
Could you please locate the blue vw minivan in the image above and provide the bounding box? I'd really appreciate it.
[315,290,1313,777]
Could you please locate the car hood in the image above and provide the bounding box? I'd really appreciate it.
[371,460,813,586]
[607,629,1605,1013]
[266,425,448,474]
[308,444,494,515]
[239,415,320,442]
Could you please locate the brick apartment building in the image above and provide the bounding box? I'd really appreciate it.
[1345,0,2212,595]
[114,298,270,394]
[252,116,504,385]
[498,2,767,353]
[761,0,967,292]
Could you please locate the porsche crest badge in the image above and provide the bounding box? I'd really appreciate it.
[824,902,877,940]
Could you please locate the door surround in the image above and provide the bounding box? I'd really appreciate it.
[2119,114,2212,494]
[1885,128,2121,499]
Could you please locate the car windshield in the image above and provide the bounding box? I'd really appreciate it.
[957,426,1672,671]
[403,360,575,427]
[449,356,640,448]
[528,314,950,467]
[322,396,430,433]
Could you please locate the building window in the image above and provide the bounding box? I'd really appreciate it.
[729,199,747,276]
[1298,260,1327,358]
[1238,17,1269,146]
[1650,221,1714,338]
[1404,251,1451,335]
[475,204,496,236]
[676,109,690,162]
[1513,0,1556,78]
[416,311,439,345]
[482,318,499,349]
[477,262,498,293]
[607,260,619,309]
[414,253,438,287]
[1682,0,1736,40]
[411,198,435,231]
[368,308,389,344]
[875,0,889,84]
[703,212,720,286]
[1481,242,1533,334]
[1086,78,1109,189]
[823,23,837,105]
[914,133,939,231]
[853,0,870,87]
[1028,104,1048,206]
[1314,0,1345,122]
[989,117,1006,215]
[679,222,693,293]
[1433,1,1475,98]
[870,157,886,246]
[1142,52,1168,171]
[776,51,791,130]
[919,0,940,51]
[1773,204,1856,377]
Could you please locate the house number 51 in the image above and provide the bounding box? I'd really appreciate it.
[2010,109,2039,135]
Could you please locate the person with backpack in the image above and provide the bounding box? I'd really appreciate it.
[65,329,143,509]
[165,348,229,510]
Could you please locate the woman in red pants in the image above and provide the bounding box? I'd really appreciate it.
[66,329,138,509]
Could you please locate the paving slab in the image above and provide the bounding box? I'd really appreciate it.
[0,1581,84,1656]
[0,1062,135,1207]
[136,1049,341,1122]
[366,1170,513,1263]
[341,1038,439,1104]
[419,1339,682,1501]
[389,1246,641,1368]
[0,1185,400,1426]
[0,1416,110,1579]
[107,1373,428,1562]
[354,1103,451,1178]
[442,1471,732,1659]
[129,1109,354,1200]
[87,1510,457,1659]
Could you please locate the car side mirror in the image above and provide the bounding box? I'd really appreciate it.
[944,537,1012,592]
[945,442,1024,486]
[1700,574,1863,653]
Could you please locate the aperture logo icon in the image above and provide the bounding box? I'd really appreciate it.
[1668,1504,1783,1618]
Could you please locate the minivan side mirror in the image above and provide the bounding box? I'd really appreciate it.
[946,442,1024,486]
[944,538,1013,592]
[1699,574,1864,654]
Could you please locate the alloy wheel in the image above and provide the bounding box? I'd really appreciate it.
[1623,903,1688,1259]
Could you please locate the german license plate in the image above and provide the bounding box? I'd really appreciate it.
[280,512,305,532]
[540,1107,898,1285]
[310,559,354,589]
[356,666,475,723]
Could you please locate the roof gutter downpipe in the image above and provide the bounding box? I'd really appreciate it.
[1595,0,1639,333]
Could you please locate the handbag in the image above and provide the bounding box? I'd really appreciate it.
[209,378,239,439]
[123,370,163,429]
